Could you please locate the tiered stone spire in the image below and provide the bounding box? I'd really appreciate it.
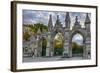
[75,16,79,25]
[48,14,53,31]
[65,12,71,29]
[55,15,62,28]
[73,16,81,29]
[85,13,91,24]
[84,13,91,32]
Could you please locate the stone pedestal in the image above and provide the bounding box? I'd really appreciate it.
[46,47,50,56]
[69,48,72,58]
[84,44,91,59]
[83,45,86,58]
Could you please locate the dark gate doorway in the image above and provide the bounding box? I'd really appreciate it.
[41,37,47,56]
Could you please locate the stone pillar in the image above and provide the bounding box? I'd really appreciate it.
[50,40,54,57]
[46,33,51,57]
[49,33,54,57]
[84,44,91,59]
[46,47,50,56]
[83,36,91,59]
[83,44,86,58]
[34,48,38,57]
[63,40,69,58]
[46,42,50,56]
[37,35,42,57]
[69,44,72,58]
[34,38,38,57]
[64,30,72,58]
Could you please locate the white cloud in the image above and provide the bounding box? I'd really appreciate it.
[72,33,83,42]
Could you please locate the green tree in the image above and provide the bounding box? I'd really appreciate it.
[72,42,78,49]
[31,23,48,34]
[24,23,48,35]
[23,31,30,41]
[72,42,83,54]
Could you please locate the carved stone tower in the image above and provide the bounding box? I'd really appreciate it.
[85,13,91,32]
[84,13,91,59]
[48,14,53,32]
[63,12,71,57]
[65,12,71,29]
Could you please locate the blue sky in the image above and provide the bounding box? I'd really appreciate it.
[23,10,91,28]
[72,33,83,45]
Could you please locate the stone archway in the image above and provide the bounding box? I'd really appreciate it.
[53,32,64,56]
[69,30,86,58]
[71,33,84,57]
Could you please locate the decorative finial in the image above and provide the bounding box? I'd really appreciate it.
[75,16,78,22]
[57,15,59,19]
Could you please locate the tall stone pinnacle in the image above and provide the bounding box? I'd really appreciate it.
[65,12,71,29]
[55,15,62,28]
[85,13,91,24]
[48,14,53,31]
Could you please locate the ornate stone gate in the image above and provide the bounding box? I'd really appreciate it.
[30,12,91,59]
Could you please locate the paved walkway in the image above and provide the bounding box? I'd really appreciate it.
[23,56,86,62]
